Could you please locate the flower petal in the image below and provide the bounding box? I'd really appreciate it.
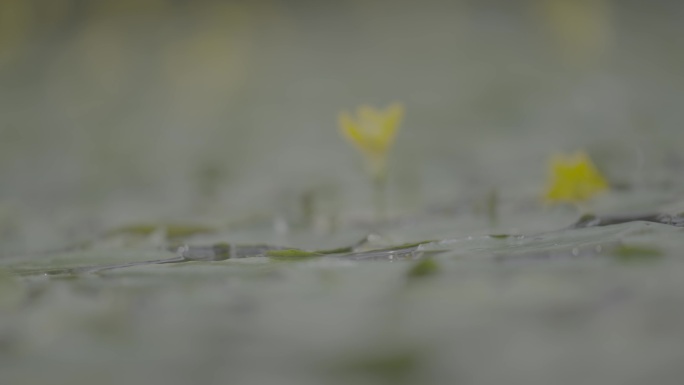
[380,103,403,146]
[543,151,608,204]
[338,111,366,149]
[358,105,383,129]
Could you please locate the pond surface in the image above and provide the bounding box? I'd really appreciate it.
[1,1,684,384]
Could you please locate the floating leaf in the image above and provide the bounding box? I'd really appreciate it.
[266,249,322,261]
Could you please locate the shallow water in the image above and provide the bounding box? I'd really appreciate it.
[1,1,684,384]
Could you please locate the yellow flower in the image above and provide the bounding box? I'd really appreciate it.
[338,103,403,178]
[544,151,609,204]
[533,0,613,67]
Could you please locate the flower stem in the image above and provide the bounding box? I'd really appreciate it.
[372,171,388,222]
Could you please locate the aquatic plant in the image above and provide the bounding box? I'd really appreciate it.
[338,103,404,219]
[544,151,609,205]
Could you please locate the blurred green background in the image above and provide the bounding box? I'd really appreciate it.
[0,0,683,253]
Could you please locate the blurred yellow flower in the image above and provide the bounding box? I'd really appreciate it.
[338,103,403,178]
[533,0,613,67]
[544,151,609,204]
